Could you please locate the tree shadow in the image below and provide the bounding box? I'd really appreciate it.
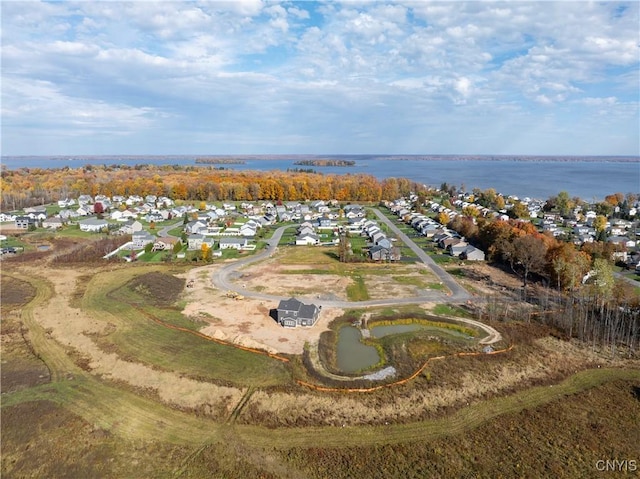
[323,251,340,261]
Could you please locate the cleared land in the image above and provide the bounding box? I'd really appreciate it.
[2,241,639,478]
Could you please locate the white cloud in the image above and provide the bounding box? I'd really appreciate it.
[1,1,638,155]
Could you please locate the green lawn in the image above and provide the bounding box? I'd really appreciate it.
[346,275,369,301]
[432,303,472,318]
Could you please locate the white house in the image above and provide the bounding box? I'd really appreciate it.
[188,234,205,250]
[219,238,248,250]
[296,233,319,246]
[132,231,156,248]
[42,217,64,229]
[119,220,143,235]
[79,218,108,232]
[461,245,486,261]
[240,224,257,237]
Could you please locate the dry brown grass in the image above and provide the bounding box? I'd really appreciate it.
[15,266,244,416]
[242,336,632,427]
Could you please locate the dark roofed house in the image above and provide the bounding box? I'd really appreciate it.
[15,216,36,229]
[276,297,320,328]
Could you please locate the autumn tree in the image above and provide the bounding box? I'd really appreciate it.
[437,211,450,225]
[93,201,104,218]
[509,200,529,219]
[501,234,549,297]
[547,242,591,291]
[201,243,212,262]
[593,215,607,234]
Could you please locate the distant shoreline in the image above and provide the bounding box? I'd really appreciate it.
[293,159,356,167]
[2,154,638,163]
[195,158,246,165]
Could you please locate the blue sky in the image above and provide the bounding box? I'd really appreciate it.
[1,1,639,156]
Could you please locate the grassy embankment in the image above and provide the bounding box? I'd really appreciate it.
[82,266,291,388]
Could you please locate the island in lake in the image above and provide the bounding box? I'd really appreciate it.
[293,159,355,166]
[195,157,246,164]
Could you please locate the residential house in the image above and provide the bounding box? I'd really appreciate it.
[370,231,386,245]
[315,217,333,229]
[58,209,78,220]
[77,195,93,205]
[608,236,635,249]
[15,216,36,229]
[131,231,156,249]
[42,217,63,229]
[24,206,47,215]
[78,218,108,232]
[369,245,401,261]
[376,237,393,249]
[188,234,205,250]
[219,238,249,250]
[185,220,207,235]
[276,297,321,327]
[448,241,470,257]
[118,220,143,235]
[57,198,76,208]
[240,223,257,237]
[76,206,91,217]
[460,246,486,261]
[296,232,319,246]
[221,227,241,236]
[297,225,316,237]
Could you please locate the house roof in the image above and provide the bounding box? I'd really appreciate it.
[277,297,319,320]
[278,297,303,311]
[220,237,247,244]
[79,218,108,225]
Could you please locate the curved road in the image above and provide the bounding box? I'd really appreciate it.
[210,209,471,309]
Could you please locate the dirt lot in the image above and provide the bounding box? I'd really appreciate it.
[181,263,346,355]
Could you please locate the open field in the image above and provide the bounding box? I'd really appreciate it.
[2,243,639,477]
[234,244,448,301]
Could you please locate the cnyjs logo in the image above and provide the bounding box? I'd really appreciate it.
[595,459,637,472]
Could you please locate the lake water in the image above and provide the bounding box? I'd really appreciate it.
[2,155,638,201]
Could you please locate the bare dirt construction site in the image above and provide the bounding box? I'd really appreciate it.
[180,262,347,355]
[179,248,443,354]
[2,244,639,479]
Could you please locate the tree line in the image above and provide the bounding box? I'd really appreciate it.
[0,165,422,210]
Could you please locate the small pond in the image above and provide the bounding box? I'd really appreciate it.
[37,245,50,251]
[370,323,473,339]
[335,322,477,373]
[335,326,380,373]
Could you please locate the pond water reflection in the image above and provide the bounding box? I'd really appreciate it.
[335,326,380,373]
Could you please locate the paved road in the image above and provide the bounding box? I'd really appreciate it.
[157,220,184,238]
[210,213,472,308]
[370,208,471,302]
